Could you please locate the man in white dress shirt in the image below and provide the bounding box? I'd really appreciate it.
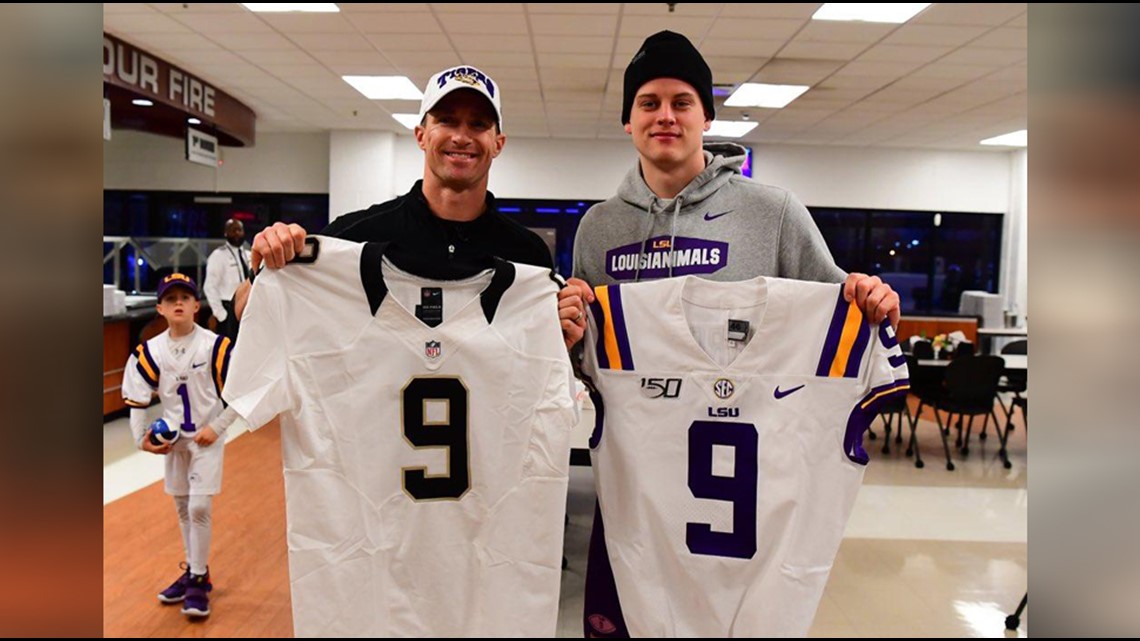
[203,218,250,340]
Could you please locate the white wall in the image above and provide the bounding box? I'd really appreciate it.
[396,137,639,202]
[392,135,1009,212]
[103,129,329,193]
[328,130,397,220]
[1004,149,1028,320]
[749,145,1010,214]
[108,128,1010,215]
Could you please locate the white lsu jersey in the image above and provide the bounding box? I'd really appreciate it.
[582,275,909,638]
[122,325,232,435]
[223,236,578,638]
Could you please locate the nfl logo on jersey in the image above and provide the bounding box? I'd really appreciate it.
[147,418,180,446]
[424,340,442,360]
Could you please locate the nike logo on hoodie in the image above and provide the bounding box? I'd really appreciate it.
[703,210,733,221]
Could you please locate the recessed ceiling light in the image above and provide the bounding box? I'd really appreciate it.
[706,120,759,138]
[725,83,810,109]
[812,3,930,24]
[980,130,1027,147]
[132,99,153,107]
[342,76,422,101]
[242,4,340,12]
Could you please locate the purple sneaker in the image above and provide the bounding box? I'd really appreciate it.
[181,572,212,617]
[157,563,192,603]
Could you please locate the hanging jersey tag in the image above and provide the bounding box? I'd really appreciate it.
[416,288,443,327]
[728,319,750,343]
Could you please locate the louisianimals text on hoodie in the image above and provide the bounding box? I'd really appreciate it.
[572,142,846,287]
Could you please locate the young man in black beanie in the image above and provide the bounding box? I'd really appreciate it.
[573,29,903,638]
[572,30,900,324]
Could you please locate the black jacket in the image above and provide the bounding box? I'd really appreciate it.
[322,180,552,280]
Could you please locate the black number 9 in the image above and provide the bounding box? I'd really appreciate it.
[402,377,470,501]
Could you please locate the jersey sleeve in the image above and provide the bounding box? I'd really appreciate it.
[581,288,604,383]
[210,335,234,400]
[221,275,296,429]
[580,287,610,450]
[121,344,158,408]
[843,318,911,464]
[865,319,910,395]
[129,408,150,448]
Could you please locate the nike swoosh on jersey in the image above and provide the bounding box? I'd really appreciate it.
[773,384,806,399]
[703,210,733,221]
[192,362,207,369]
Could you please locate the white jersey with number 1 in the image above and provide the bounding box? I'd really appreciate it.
[121,325,231,496]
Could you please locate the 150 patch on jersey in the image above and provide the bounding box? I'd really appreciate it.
[641,377,682,399]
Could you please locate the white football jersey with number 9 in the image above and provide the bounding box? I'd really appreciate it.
[583,275,909,637]
[224,236,577,638]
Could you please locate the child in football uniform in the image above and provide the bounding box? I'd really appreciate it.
[121,273,240,618]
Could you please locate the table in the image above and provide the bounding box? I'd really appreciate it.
[977,327,1028,337]
[976,327,1027,354]
[918,354,1026,371]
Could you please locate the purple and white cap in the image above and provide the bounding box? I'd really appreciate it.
[418,65,503,129]
[156,273,200,300]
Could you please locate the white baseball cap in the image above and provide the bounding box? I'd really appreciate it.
[417,65,503,129]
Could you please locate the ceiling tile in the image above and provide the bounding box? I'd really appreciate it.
[529,14,618,37]
[707,18,804,41]
[436,12,530,35]
[912,3,1027,26]
[346,12,442,34]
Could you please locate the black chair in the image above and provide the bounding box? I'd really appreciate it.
[992,339,1027,440]
[913,339,934,360]
[1010,395,1027,439]
[931,355,1007,469]
[905,352,946,469]
[944,341,976,437]
[952,340,975,358]
[1003,339,1028,355]
[999,393,1028,464]
[1006,593,1027,631]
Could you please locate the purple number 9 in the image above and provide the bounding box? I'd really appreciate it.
[687,420,758,559]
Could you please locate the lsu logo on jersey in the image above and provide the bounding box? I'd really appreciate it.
[706,406,740,417]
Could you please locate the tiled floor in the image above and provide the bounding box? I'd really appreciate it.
[105,404,1028,637]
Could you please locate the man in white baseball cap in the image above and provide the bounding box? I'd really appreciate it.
[236,65,591,349]
[418,65,503,129]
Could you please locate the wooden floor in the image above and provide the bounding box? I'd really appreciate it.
[103,419,294,638]
[104,398,1027,638]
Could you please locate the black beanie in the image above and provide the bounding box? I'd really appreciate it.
[622,30,715,125]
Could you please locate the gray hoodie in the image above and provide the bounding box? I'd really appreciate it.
[572,142,845,287]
